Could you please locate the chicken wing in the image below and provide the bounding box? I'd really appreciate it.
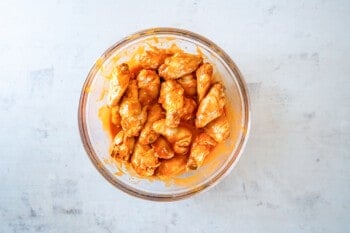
[152,136,174,159]
[158,53,202,79]
[136,48,167,69]
[152,119,192,154]
[139,104,165,144]
[131,142,160,176]
[177,74,197,97]
[158,80,184,127]
[195,83,226,128]
[110,105,121,126]
[111,130,135,161]
[204,113,230,143]
[119,80,147,137]
[156,154,187,177]
[196,63,213,102]
[137,69,161,106]
[186,133,217,170]
[107,63,130,107]
[180,97,197,121]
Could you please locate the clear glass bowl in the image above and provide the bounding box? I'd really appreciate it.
[78,28,250,201]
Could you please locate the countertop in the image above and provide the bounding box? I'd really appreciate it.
[0,0,349,232]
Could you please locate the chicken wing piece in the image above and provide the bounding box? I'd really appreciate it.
[195,83,226,128]
[156,154,187,177]
[107,63,131,107]
[111,130,135,161]
[177,74,197,97]
[204,113,230,143]
[158,53,202,80]
[136,48,167,69]
[137,69,161,106]
[152,136,174,159]
[196,63,213,102]
[131,142,160,176]
[180,97,197,121]
[139,104,165,145]
[186,133,217,170]
[110,105,121,126]
[152,119,192,154]
[165,44,184,55]
[158,80,184,127]
[119,80,147,137]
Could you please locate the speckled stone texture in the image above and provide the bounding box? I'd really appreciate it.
[0,0,349,232]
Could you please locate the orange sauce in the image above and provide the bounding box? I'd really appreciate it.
[98,106,120,140]
[151,36,159,43]
[111,54,122,65]
[95,57,104,69]
[196,46,204,57]
[103,157,124,176]
[98,88,108,101]
[164,36,176,42]
[166,43,183,54]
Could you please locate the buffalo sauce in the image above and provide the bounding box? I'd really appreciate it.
[98,106,120,140]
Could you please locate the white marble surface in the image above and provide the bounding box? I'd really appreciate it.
[1,0,349,232]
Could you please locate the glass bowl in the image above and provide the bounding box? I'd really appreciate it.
[78,28,250,201]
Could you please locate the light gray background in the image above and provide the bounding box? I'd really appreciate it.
[0,0,349,232]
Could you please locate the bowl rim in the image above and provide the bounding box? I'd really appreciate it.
[78,27,251,201]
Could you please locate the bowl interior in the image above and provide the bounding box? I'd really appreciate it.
[79,29,249,200]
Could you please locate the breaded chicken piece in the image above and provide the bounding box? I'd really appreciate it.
[158,80,184,127]
[204,113,230,143]
[137,69,161,106]
[196,63,213,102]
[156,154,188,177]
[136,48,167,69]
[110,105,121,127]
[131,142,160,176]
[119,80,147,137]
[107,63,130,107]
[152,136,174,159]
[180,97,197,121]
[195,83,226,128]
[152,119,192,155]
[186,133,217,170]
[158,53,202,79]
[110,130,135,161]
[177,74,197,97]
[139,104,165,145]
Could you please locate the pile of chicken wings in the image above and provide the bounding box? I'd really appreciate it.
[105,46,230,177]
